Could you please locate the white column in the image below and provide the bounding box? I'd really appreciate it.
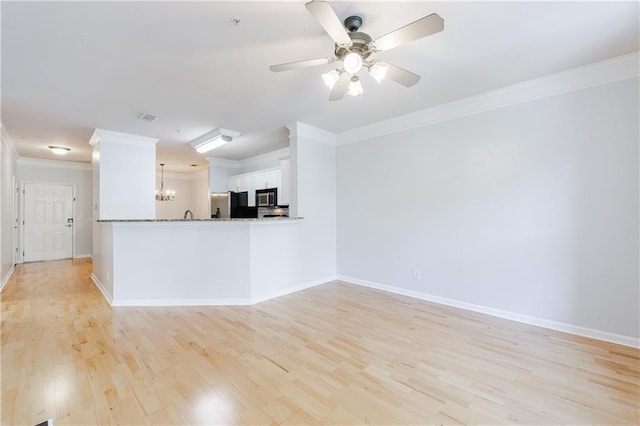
[286,121,337,217]
[89,129,158,220]
[277,121,337,283]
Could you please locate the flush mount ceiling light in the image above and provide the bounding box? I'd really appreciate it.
[48,146,71,155]
[190,128,241,153]
[269,0,444,101]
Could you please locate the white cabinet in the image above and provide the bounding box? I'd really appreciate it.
[228,168,284,207]
[252,169,280,190]
[228,174,250,193]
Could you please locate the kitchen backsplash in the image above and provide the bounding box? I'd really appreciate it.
[258,206,289,218]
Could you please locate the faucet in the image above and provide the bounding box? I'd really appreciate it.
[183,209,193,220]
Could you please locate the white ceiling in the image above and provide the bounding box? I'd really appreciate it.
[2,1,638,173]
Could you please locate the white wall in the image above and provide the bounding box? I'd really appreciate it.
[111,222,251,302]
[16,158,93,259]
[91,222,113,301]
[191,169,210,219]
[155,170,209,219]
[91,129,157,220]
[285,122,337,286]
[337,78,639,342]
[1,128,18,289]
[236,147,289,175]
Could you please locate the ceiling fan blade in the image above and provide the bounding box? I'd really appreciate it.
[269,57,334,72]
[377,62,421,87]
[305,1,353,48]
[372,13,444,52]
[329,72,350,101]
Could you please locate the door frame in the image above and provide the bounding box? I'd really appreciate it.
[20,181,77,263]
[12,176,18,265]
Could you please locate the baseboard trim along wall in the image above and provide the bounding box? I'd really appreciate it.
[74,254,93,259]
[90,273,113,305]
[0,265,15,292]
[250,276,335,305]
[112,298,249,307]
[338,275,640,349]
[103,277,336,307]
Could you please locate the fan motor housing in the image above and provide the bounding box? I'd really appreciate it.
[335,31,373,61]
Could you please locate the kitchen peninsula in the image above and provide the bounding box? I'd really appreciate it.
[91,217,319,307]
[90,123,337,308]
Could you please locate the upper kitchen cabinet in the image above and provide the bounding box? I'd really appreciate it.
[228,174,250,193]
[228,168,284,207]
[252,169,281,191]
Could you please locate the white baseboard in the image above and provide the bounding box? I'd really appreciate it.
[250,275,336,304]
[111,298,251,307]
[338,275,640,349]
[108,276,336,307]
[0,265,15,293]
[74,253,92,259]
[90,273,113,305]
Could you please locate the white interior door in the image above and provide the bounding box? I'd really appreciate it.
[23,183,73,262]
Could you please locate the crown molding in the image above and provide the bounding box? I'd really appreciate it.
[1,126,19,160]
[337,51,640,145]
[238,147,290,168]
[17,157,92,171]
[90,128,158,148]
[207,147,291,170]
[287,121,337,146]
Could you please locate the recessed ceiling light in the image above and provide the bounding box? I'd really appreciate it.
[48,146,71,155]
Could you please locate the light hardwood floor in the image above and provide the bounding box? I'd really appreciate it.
[1,259,638,425]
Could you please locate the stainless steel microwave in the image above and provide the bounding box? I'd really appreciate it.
[256,188,278,207]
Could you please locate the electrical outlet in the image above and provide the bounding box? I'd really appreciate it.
[413,269,421,280]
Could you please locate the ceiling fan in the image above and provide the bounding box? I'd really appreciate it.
[269,1,444,101]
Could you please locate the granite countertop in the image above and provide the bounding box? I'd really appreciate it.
[97,217,303,223]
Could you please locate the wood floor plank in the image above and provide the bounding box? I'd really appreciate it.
[2,259,639,425]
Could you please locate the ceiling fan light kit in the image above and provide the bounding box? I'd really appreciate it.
[369,62,389,84]
[343,52,363,74]
[348,76,364,97]
[322,69,341,89]
[269,0,444,101]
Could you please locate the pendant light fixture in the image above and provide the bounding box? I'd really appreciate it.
[156,163,175,202]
